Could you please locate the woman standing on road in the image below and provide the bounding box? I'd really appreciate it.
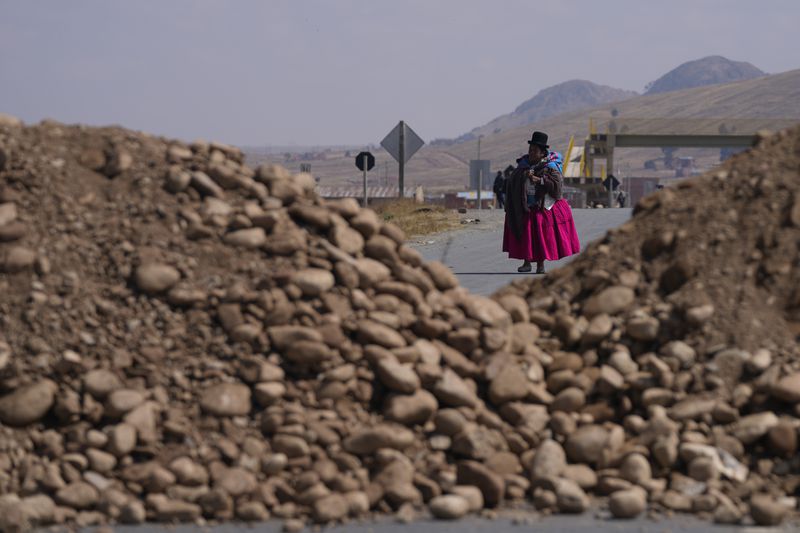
[502,131,580,273]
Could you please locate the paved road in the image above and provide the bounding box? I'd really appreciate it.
[411,208,633,296]
[103,514,769,532]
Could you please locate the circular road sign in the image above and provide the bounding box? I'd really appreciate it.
[355,151,375,172]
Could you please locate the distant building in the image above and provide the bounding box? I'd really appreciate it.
[316,186,416,201]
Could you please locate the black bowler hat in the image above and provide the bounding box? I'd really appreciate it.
[527,131,549,148]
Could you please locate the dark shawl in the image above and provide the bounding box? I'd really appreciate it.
[504,166,530,240]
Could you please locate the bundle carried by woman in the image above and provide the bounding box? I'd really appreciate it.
[504,150,563,239]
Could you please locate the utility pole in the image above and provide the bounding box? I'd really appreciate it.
[607,133,615,208]
[476,135,483,210]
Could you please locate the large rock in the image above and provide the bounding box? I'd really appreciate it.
[626,316,659,341]
[343,424,415,454]
[374,358,420,393]
[0,379,57,426]
[565,424,609,464]
[108,423,137,456]
[215,467,257,497]
[1,245,36,272]
[510,322,540,352]
[619,453,652,485]
[609,488,647,518]
[456,461,504,507]
[530,439,567,482]
[169,457,209,486]
[0,112,22,128]
[749,494,788,526]
[103,147,133,177]
[424,261,459,291]
[330,224,365,255]
[461,295,511,328]
[451,426,507,460]
[263,230,307,255]
[729,412,778,444]
[293,268,335,296]
[83,369,121,399]
[364,235,398,262]
[199,383,251,416]
[0,221,25,242]
[55,481,98,510]
[350,209,381,238]
[771,373,800,403]
[272,435,310,458]
[134,263,181,294]
[433,369,479,407]
[429,495,470,519]
[583,286,635,317]
[223,227,266,248]
[268,325,322,350]
[0,498,28,531]
[384,390,438,425]
[105,388,145,417]
[353,257,391,286]
[20,495,56,526]
[554,478,589,513]
[150,495,202,522]
[191,170,225,198]
[0,202,17,226]
[488,363,529,405]
[312,493,348,523]
[357,319,406,348]
[582,313,613,345]
[283,341,334,364]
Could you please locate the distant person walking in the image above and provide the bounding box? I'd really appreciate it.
[616,188,628,208]
[492,170,506,209]
[503,131,580,273]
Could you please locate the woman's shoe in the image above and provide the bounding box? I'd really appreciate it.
[517,263,532,273]
[535,264,546,274]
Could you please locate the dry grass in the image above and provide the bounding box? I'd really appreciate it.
[374,199,461,237]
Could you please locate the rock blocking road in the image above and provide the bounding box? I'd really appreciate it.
[3,118,800,531]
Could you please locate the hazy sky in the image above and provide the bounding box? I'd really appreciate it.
[1,1,798,146]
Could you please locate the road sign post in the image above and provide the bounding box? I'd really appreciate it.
[469,160,490,207]
[355,151,375,207]
[362,162,367,207]
[399,122,405,197]
[381,121,424,199]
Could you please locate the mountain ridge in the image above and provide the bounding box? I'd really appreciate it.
[440,56,766,147]
[437,79,637,145]
[644,55,765,94]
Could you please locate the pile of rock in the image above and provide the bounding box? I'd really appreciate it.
[0,117,799,531]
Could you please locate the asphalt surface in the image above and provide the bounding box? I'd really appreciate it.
[101,514,773,532]
[411,207,633,296]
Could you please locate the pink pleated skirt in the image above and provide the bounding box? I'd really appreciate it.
[502,199,580,262]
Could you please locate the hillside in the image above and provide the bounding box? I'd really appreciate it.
[246,69,800,193]
[443,80,637,144]
[645,55,765,95]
